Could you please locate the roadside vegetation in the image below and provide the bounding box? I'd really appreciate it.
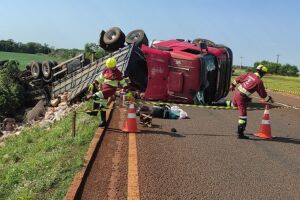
[0,101,99,200]
[0,60,25,120]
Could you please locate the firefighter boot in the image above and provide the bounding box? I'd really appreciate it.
[237,124,249,139]
[99,111,107,127]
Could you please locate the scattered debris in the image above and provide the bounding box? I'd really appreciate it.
[50,98,60,107]
[3,118,16,131]
[139,113,152,127]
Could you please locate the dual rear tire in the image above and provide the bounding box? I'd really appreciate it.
[30,61,57,82]
[99,27,149,51]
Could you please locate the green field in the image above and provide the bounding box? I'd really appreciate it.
[0,102,99,199]
[263,75,300,95]
[0,51,63,70]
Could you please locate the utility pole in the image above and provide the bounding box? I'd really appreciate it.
[276,54,280,64]
[240,56,244,69]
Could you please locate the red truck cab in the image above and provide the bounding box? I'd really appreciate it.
[141,39,232,104]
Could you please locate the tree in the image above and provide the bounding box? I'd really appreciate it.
[0,39,51,54]
[0,60,25,120]
[253,60,298,76]
[84,43,105,61]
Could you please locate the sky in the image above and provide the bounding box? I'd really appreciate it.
[1,0,300,68]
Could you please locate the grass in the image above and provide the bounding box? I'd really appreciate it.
[0,51,64,70]
[263,75,300,95]
[0,101,99,199]
[232,69,300,96]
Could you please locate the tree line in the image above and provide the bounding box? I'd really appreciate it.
[234,61,299,77]
[0,39,51,54]
[253,61,299,76]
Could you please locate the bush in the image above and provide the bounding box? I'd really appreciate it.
[0,60,25,120]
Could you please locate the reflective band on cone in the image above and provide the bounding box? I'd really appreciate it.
[128,113,136,118]
[123,103,140,133]
[261,120,270,125]
[255,105,272,139]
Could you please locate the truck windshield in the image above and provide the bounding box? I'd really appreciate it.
[193,54,216,105]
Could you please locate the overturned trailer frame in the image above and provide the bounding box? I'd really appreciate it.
[27,27,232,105]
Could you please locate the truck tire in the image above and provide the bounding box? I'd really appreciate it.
[31,62,42,79]
[103,27,125,45]
[192,38,216,47]
[42,61,54,82]
[126,29,149,47]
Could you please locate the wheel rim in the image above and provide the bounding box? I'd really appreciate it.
[32,65,39,76]
[107,31,117,40]
[42,65,51,78]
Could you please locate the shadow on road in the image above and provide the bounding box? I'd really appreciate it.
[248,134,300,145]
[184,133,234,137]
[247,102,282,110]
[140,129,186,137]
[106,127,186,138]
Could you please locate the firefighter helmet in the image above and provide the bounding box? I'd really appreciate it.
[106,57,117,69]
[256,64,268,73]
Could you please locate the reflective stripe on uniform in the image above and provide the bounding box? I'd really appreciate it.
[96,74,105,83]
[232,79,237,86]
[238,119,246,124]
[237,85,252,97]
[103,79,119,87]
[119,79,128,87]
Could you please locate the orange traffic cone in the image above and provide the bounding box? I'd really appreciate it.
[122,102,140,133]
[255,105,272,139]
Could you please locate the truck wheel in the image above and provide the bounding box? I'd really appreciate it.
[192,38,216,47]
[42,61,54,82]
[126,29,149,47]
[31,62,42,79]
[103,27,125,45]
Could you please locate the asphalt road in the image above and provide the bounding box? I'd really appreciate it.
[78,91,300,200]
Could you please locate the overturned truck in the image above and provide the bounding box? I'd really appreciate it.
[99,27,233,104]
[28,27,233,105]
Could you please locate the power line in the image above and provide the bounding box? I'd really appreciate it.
[240,56,244,69]
[276,54,280,64]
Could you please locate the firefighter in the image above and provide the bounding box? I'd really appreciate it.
[92,57,127,127]
[230,64,273,139]
[85,80,100,116]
